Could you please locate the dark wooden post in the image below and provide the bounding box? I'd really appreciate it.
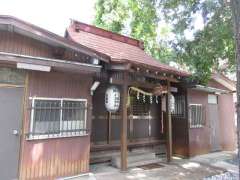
[166,80,172,162]
[107,112,111,144]
[121,72,128,171]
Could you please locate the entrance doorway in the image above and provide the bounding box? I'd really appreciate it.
[0,87,24,179]
[208,94,221,152]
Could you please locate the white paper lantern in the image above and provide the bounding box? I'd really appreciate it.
[105,86,120,113]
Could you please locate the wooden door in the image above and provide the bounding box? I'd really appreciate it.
[208,95,221,151]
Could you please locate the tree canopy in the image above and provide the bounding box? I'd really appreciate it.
[94,0,235,84]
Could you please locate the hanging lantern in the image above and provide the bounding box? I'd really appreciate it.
[105,86,120,113]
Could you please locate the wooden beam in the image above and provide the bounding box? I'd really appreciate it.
[0,52,102,73]
[121,71,128,171]
[166,80,173,162]
[129,70,179,83]
[18,72,29,179]
[108,63,131,71]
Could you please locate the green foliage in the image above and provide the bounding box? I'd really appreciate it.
[162,0,235,83]
[128,0,157,54]
[94,0,129,33]
[94,0,175,63]
[94,0,235,84]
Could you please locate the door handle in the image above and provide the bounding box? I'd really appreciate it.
[12,129,19,136]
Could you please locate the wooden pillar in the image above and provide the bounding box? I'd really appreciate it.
[107,112,111,144]
[166,80,172,162]
[121,72,128,171]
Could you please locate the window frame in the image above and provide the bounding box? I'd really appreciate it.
[171,94,186,118]
[189,103,205,128]
[29,97,88,140]
[208,94,218,104]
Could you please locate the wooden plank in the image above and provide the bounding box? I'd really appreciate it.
[120,71,128,171]
[107,63,131,71]
[91,139,166,152]
[129,70,179,83]
[166,80,173,162]
[18,72,28,180]
[0,52,102,73]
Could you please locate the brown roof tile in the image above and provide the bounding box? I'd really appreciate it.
[66,21,190,77]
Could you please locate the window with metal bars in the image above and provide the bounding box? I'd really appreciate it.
[172,95,185,117]
[189,104,205,128]
[130,96,150,116]
[29,98,88,139]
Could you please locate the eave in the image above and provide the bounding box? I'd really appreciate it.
[0,15,110,63]
[190,85,233,94]
[108,60,190,77]
[0,52,102,74]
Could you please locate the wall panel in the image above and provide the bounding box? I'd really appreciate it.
[20,71,92,180]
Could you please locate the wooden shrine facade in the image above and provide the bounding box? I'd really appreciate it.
[91,63,189,171]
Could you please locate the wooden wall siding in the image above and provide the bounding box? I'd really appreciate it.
[20,138,90,180]
[0,31,54,58]
[218,93,236,151]
[172,117,189,156]
[91,83,122,143]
[188,87,236,156]
[0,31,90,63]
[20,71,93,180]
[91,83,165,145]
[208,79,231,91]
[92,83,113,143]
[187,89,211,156]
[171,86,189,157]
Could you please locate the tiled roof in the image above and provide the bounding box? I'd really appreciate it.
[66,21,190,77]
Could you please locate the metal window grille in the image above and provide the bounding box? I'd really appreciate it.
[28,98,88,139]
[172,95,185,117]
[189,104,205,128]
[130,96,150,116]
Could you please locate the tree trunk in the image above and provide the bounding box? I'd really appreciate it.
[231,0,240,177]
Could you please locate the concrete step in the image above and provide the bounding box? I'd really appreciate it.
[111,152,162,168]
[127,159,163,168]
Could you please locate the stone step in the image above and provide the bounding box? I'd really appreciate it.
[111,152,162,168]
[112,152,155,165]
[127,159,163,168]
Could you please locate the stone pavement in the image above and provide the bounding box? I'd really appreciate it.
[190,151,238,174]
[61,151,238,180]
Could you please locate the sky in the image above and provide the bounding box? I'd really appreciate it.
[0,0,204,41]
[0,0,95,36]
